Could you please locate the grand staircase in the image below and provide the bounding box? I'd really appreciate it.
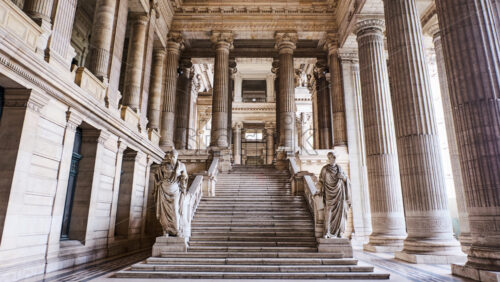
[116,165,389,279]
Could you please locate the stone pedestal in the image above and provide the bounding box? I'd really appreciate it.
[211,147,232,172]
[451,264,500,282]
[317,238,353,258]
[395,250,466,264]
[152,236,188,257]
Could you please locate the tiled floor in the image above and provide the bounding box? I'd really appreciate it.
[23,248,471,282]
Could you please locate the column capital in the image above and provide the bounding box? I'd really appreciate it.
[210,31,234,50]
[180,58,193,77]
[229,58,237,74]
[338,48,359,63]
[233,121,243,130]
[153,47,167,57]
[130,13,149,25]
[167,31,184,53]
[324,32,340,55]
[275,31,297,54]
[314,58,328,79]
[271,57,280,74]
[65,109,83,131]
[354,18,385,36]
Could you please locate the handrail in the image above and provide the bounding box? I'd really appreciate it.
[208,157,219,176]
[304,174,319,196]
[181,174,203,238]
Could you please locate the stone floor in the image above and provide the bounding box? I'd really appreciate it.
[21,247,472,282]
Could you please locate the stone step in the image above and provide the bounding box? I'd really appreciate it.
[191,222,314,228]
[190,231,316,237]
[160,252,344,259]
[115,270,390,279]
[193,218,312,222]
[146,257,356,265]
[202,197,302,201]
[188,236,317,242]
[188,241,317,247]
[130,263,374,273]
[187,246,318,253]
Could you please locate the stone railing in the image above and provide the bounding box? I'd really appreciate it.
[0,0,42,52]
[181,173,204,238]
[202,157,219,196]
[74,67,106,104]
[288,157,324,238]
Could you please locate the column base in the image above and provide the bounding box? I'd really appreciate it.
[395,251,467,264]
[363,243,402,253]
[152,236,188,257]
[317,238,353,258]
[210,147,232,172]
[275,148,294,170]
[459,233,473,254]
[452,264,500,281]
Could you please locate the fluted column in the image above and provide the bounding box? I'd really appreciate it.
[147,48,166,131]
[87,0,117,80]
[228,59,237,147]
[209,31,233,148]
[265,124,274,165]
[383,0,463,263]
[272,58,280,147]
[429,24,472,252]
[174,58,193,150]
[314,59,331,149]
[122,14,149,111]
[434,0,500,276]
[355,19,407,252]
[45,0,77,70]
[159,32,183,149]
[233,122,243,165]
[326,36,348,147]
[23,0,54,54]
[339,50,372,242]
[275,32,297,150]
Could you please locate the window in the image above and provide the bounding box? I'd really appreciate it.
[242,80,266,102]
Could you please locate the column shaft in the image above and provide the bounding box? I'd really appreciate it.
[175,59,193,150]
[233,123,242,164]
[355,19,407,252]
[159,32,183,149]
[328,44,348,146]
[87,0,117,80]
[122,14,149,111]
[23,0,53,25]
[147,48,166,130]
[46,0,77,69]
[315,61,331,149]
[209,32,233,148]
[266,126,274,164]
[384,0,462,261]
[435,0,500,274]
[276,33,297,150]
[272,58,280,147]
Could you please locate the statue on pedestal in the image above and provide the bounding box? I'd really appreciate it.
[153,149,188,237]
[319,151,351,238]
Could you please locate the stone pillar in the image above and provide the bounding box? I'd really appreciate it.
[272,58,280,146]
[314,58,331,149]
[233,122,243,164]
[147,48,166,131]
[159,32,183,149]
[174,58,193,150]
[234,73,242,103]
[326,37,348,147]
[434,0,500,278]
[339,50,372,243]
[45,0,77,70]
[122,14,149,112]
[23,0,53,54]
[429,24,472,253]
[275,32,297,151]
[383,0,464,263]
[209,31,233,148]
[354,19,407,252]
[228,59,237,147]
[266,73,275,102]
[300,112,314,153]
[265,124,274,164]
[87,0,117,81]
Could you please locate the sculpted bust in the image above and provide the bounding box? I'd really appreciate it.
[319,152,352,239]
[153,149,188,237]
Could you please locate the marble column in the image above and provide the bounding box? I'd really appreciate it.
[87,0,117,81]
[228,59,237,147]
[383,0,463,263]
[434,0,500,277]
[233,122,243,165]
[23,0,53,54]
[326,37,348,147]
[300,112,314,153]
[314,58,331,149]
[428,23,472,252]
[159,32,183,149]
[266,73,275,102]
[355,19,407,252]
[209,31,233,148]
[45,0,77,70]
[339,50,372,242]
[265,124,274,165]
[272,58,280,146]
[147,48,166,131]
[122,14,149,112]
[275,32,297,151]
[174,58,193,150]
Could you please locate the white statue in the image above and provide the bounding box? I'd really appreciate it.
[153,150,188,237]
[319,151,352,238]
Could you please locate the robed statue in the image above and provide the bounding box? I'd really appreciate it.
[153,150,188,237]
[319,152,352,238]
